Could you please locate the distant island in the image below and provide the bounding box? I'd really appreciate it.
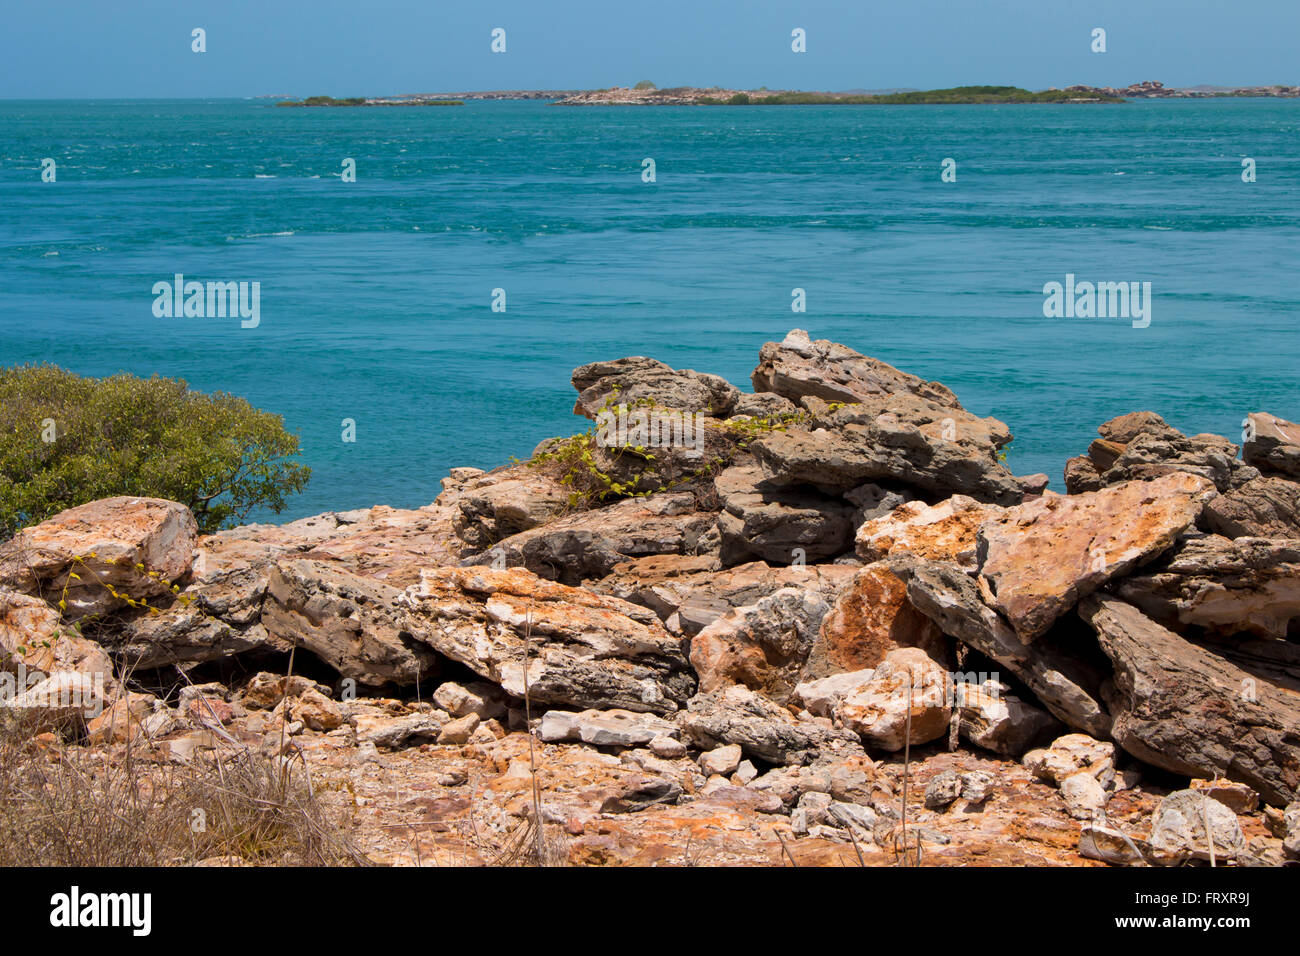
[272,81,1300,108]
[277,95,463,107]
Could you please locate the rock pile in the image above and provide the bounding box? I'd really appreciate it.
[2,329,1297,866]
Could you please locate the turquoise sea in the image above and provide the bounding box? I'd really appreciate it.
[1,98,1298,521]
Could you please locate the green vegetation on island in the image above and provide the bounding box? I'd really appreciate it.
[0,366,310,537]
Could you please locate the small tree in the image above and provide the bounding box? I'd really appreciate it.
[634,80,657,90]
[0,365,311,537]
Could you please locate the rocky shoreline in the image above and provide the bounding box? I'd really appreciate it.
[2,329,1298,866]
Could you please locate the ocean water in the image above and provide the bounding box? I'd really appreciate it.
[1,97,1298,522]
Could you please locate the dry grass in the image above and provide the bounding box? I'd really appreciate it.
[0,709,368,867]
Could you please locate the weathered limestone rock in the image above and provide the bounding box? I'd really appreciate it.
[679,684,862,765]
[802,563,945,680]
[1147,789,1246,865]
[539,708,677,747]
[1116,534,1300,639]
[792,669,875,718]
[957,679,1058,756]
[1023,734,1117,788]
[0,497,197,620]
[1284,801,1300,860]
[0,588,112,679]
[886,555,1111,738]
[699,743,743,776]
[836,648,953,752]
[714,463,854,564]
[689,587,831,702]
[750,395,1021,505]
[432,680,508,720]
[2,670,106,731]
[1242,412,1300,480]
[462,493,717,585]
[1066,413,1256,494]
[1059,771,1108,821]
[443,467,571,549]
[751,329,962,409]
[592,556,854,637]
[571,356,740,419]
[1190,778,1259,814]
[1202,476,1300,539]
[731,392,800,419]
[977,473,1217,641]
[1080,595,1300,806]
[263,560,438,687]
[401,566,694,715]
[857,495,1003,571]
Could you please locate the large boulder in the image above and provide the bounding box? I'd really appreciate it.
[1080,594,1300,807]
[886,555,1112,738]
[571,356,740,419]
[0,497,197,620]
[263,560,438,687]
[440,466,571,549]
[689,587,831,702]
[802,563,945,680]
[461,493,717,585]
[977,473,1217,642]
[751,329,961,409]
[591,556,855,636]
[713,463,854,564]
[1202,476,1300,539]
[1116,534,1300,639]
[0,588,113,679]
[678,683,862,765]
[750,395,1021,505]
[856,495,1003,571]
[835,647,953,751]
[1242,412,1300,480]
[400,566,694,715]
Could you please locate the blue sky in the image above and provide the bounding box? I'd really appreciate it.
[3,0,1295,98]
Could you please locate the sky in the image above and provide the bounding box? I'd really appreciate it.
[1,0,1296,98]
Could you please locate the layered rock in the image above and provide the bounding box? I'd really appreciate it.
[571,356,740,419]
[591,556,854,636]
[1115,534,1300,639]
[1202,476,1300,538]
[462,493,717,585]
[1065,412,1256,494]
[400,567,695,715]
[713,463,853,564]
[750,396,1021,504]
[1080,594,1300,806]
[751,328,961,409]
[886,555,1111,738]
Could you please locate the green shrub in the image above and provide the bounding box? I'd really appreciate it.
[0,365,310,537]
[633,80,657,91]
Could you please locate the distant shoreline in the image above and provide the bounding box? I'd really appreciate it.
[271,81,1300,108]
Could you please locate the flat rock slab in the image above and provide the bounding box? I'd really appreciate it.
[978,473,1217,641]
